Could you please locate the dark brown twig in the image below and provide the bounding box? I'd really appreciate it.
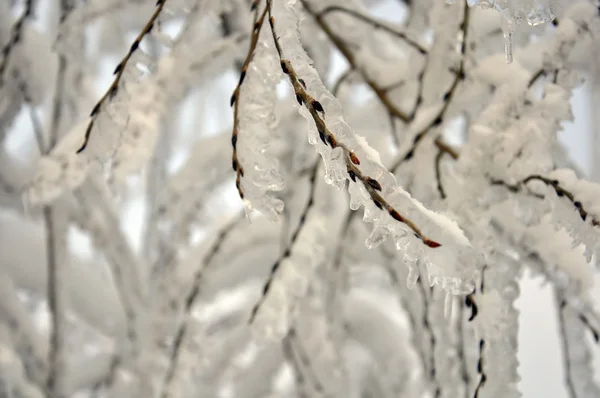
[417,276,440,397]
[490,175,600,227]
[472,265,486,398]
[434,138,459,199]
[266,2,442,249]
[249,162,320,323]
[76,0,169,153]
[231,1,269,200]
[557,299,579,398]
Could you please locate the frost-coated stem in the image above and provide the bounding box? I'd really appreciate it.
[248,162,320,325]
[390,1,469,171]
[0,0,34,87]
[555,296,600,398]
[160,212,245,397]
[45,2,72,394]
[557,298,578,398]
[266,1,442,249]
[76,0,169,153]
[230,3,269,201]
[44,205,67,398]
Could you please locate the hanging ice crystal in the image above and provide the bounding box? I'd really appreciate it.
[503,28,514,64]
[460,0,559,63]
[444,291,454,319]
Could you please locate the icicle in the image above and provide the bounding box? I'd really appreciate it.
[503,29,514,64]
[444,291,454,319]
[406,265,419,289]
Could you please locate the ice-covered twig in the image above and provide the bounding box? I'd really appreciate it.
[71,177,145,364]
[248,163,320,332]
[390,1,470,171]
[44,5,74,393]
[44,204,68,397]
[76,0,169,153]
[267,0,483,296]
[0,0,34,88]
[160,212,246,397]
[284,329,327,395]
[416,276,440,396]
[0,274,48,386]
[471,267,486,398]
[230,3,270,201]
[268,6,442,249]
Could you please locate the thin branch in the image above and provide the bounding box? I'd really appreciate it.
[472,265,486,398]
[266,2,442,248]
[332,68,353,97]
[473,339,486,398]
[456,302,471,398]
[249,162,320,323]
[434,150,446,199]
[319,6,427,54]
[557,299,580,398]
[301,0,411,123]
[230,2,269,200]
[44,205,66,398]
[434,138,459,160]
[417,276,440,397]
[434,138,459,199]
[284,328,326,394]
[390,2,470,172]
[45,2,73,395]
[0,0,34,87]
[159,212,246,397]
[282,333,310,398]
[76,0,169,153]
[490,175,600,227]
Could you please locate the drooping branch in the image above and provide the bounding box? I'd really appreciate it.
[249,162,320,324]
[490,175,600,228]
[390,1,470,171]
[230,2,269,201]
[266,1,443,249]
[319,5,427,54]
[76,0,169,153]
